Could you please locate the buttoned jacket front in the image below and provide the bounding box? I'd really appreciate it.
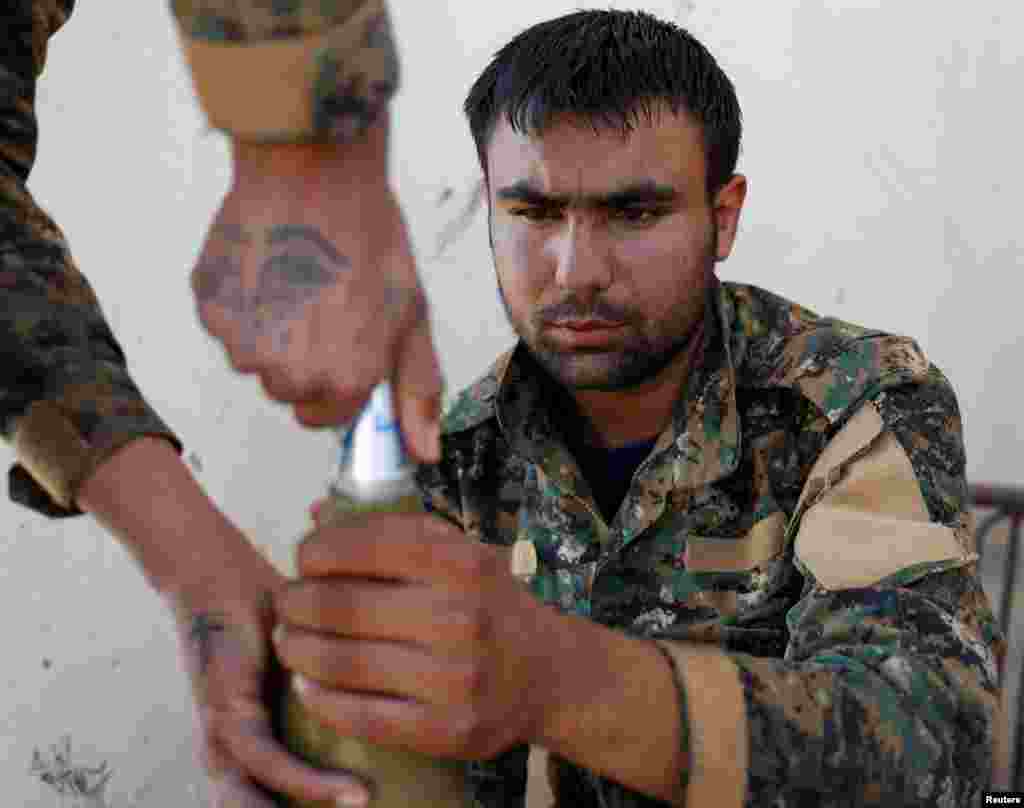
[418,281,1002,807]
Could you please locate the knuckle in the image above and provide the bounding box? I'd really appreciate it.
[452,545,489,580]
[308,582,338,626]
[317,643,366,690]
[442,591,491,647]
[225,346,263,375]
[440,596,473,638]
[422,513,457,541]
[295,532,326,575]
[406,536,440,574]
[285,582,328,629]
[303,626,339,671]
[293,404,331,429]
[279,632,332,682]
[476,546,503,578]
[351,702,388,743]
[306,640,340,683]
[273,582,297,618]
[260,369,310,402]
[455,658,488,701]
[326,376,372,411]
[464,601,492,646]
[198,743,225,776]
[259,377,288,403]
[458,547,500,588]
[450,708,489,758]
[202,709,229,745]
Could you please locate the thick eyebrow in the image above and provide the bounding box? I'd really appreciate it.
[266,225,345,265]
[495,179,680,209]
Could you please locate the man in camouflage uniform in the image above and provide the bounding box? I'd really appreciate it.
[5,2,435,805]
[275,9,1006,807]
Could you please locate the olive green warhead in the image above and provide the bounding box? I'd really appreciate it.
[275,383,471,808]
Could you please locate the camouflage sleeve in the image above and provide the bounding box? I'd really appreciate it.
[1,1,180,517]
[730,368,1004,806]
[170,0,399,143]
[415,438,465,530]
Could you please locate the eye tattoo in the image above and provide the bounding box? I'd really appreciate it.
[192,225,351,341]
[254,224,351,330]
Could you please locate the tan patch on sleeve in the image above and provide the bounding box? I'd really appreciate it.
[685,511,786,572]
[180,0,385,141]
[656,642,748,808]
[790,407,921,514]
[797,507,971,590]
[686,589,739,618]
[794,404,974,591]
[13,401,97,510]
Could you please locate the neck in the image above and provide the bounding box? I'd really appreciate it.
[572,319,706,450]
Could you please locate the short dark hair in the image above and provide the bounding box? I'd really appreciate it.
[464,9,742,197]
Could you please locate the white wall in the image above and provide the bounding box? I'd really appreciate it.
[4,1,1021,803]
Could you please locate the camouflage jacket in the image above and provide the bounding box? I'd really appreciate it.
[2,0,394,516]
[417,281,1004,807]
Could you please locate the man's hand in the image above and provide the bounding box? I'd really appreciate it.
[173,578,371,808]
[77,439,372,806]
[273,511,557,762]
[191,115,442,462]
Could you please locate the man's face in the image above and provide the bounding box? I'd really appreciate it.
[486,107,743,392]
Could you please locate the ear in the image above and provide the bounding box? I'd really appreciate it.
[711,175,748,261]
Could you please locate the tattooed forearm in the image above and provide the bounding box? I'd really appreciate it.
[189,612,227,674]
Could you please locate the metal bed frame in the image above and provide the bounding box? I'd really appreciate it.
[971,483,1024,790]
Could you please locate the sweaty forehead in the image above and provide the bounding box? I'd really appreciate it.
[485,110,707,198]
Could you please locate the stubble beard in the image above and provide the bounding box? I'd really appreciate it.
[496,229,719,393]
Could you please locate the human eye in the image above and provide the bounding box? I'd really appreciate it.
[510,206,562,223]
[610,207,665,227]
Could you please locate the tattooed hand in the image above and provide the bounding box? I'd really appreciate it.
[175,574,372,807]
[191,113,442,462]
[77,438,372,805]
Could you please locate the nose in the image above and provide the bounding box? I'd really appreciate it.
[549,218,612,299]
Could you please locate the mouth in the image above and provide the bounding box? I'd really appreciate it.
[550,319,624,330]
[545,319,628,349]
